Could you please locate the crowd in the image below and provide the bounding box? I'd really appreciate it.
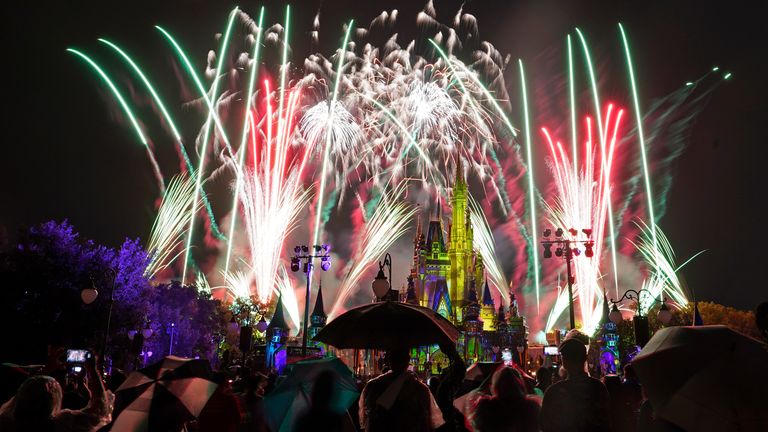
[0,335,693,432]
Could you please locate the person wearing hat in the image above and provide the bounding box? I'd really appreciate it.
[539,337,611,432]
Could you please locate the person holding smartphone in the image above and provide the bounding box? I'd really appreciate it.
[0,352,113,432]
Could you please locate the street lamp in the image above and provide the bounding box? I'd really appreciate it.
[541,227,594,329]
[610,289,672,347]
[372,253,399,301]
[372,253,393,300]
[290,244,332,356]
[81,267,117,359]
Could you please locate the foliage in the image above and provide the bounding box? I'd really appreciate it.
[0,220,228,368]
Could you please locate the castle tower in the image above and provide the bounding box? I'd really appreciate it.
[448,158,469,320]
[266,294,289,368]
[480,279,497,331]
[462,279,483,362]
[422,198,452,317]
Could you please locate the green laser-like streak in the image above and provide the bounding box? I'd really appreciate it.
[98,38,223,256]
[445,57,518,138]
[68,49,148,144]
[98,39,183,143]
[575,27,619,296]
[619,24,657,251]
[67,48,165,192]
[225,7,265,274]
[173,7,238,283]
[312,20,354,246]
[154,26,234,156]
[518,59,541,313]
[277,5,290,135]
[429,40,515,217]
[567,35,578,178]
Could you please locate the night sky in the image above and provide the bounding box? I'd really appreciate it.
[2,0,766,312]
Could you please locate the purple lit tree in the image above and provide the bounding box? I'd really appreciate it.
[0,220,227,368]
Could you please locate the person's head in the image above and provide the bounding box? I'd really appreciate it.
[491,366,526,402]
[387,348,410,373]
[602,374,621,396]
[535,366,552,389]
[12,376,63,421]
[559,338,587,376]
[311,371,337,410]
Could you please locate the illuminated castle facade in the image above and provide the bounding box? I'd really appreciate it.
[409,161,527,364]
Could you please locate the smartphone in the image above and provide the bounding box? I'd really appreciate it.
[66,349,91,364]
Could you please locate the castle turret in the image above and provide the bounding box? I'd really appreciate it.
[480,279,497,331]
[449,158,469,320]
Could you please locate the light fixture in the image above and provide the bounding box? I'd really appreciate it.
[372,268,390,299]
[301,245,309,253]
[572,248,581,256]
[543,229,551,237]
[609,304,623,325]
[555,247,563,257]
[555,228,564,237]
[320,256,331,271]
[584,242,594,258]
[81,285,99,305]
[290,257,301,272]
[256,316,269,333]
[657,300,673,325]
[582,228,592,237]
[568,228,578,236]
[543,242,553,259]
[294,246,301,254]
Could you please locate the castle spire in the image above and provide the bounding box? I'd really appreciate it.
[482,279,495,306]
[311,280,326,322]
[268,293,289,331]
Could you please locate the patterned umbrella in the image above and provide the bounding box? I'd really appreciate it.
[111,356,218,432]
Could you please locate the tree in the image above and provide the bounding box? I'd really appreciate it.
[0,220,228,368]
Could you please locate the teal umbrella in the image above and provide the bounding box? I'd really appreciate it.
[263,357,359,432]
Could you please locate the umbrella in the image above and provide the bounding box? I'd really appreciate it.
[111,356,218,432]
[263,357,359,432]
[632,325,768,432]
[313,301,460,349]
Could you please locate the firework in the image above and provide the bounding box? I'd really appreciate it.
[329,184,417,319]
[468,194,509,305]
[630,220,703,313]
[70,3,720,339]
[239,84,313,304]
[542,105,625,334]
[145,174,202,278]
[66,49,165,193]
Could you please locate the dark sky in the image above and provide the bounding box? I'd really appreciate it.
[2,0,765,311]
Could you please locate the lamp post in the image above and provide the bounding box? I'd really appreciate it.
[371,253,395,301]
[290,244,332,357]
[540,228,594,329]
[81,267,117,359]
[609,289,672,347]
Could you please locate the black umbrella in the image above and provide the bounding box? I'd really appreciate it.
[313,300,459,349]
[632,325,768,431]
[111,356,218,432]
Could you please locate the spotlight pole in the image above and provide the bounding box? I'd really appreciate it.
[541,228,594,330]
[291,244,332,357]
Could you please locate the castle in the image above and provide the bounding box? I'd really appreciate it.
[409,160,528,364]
